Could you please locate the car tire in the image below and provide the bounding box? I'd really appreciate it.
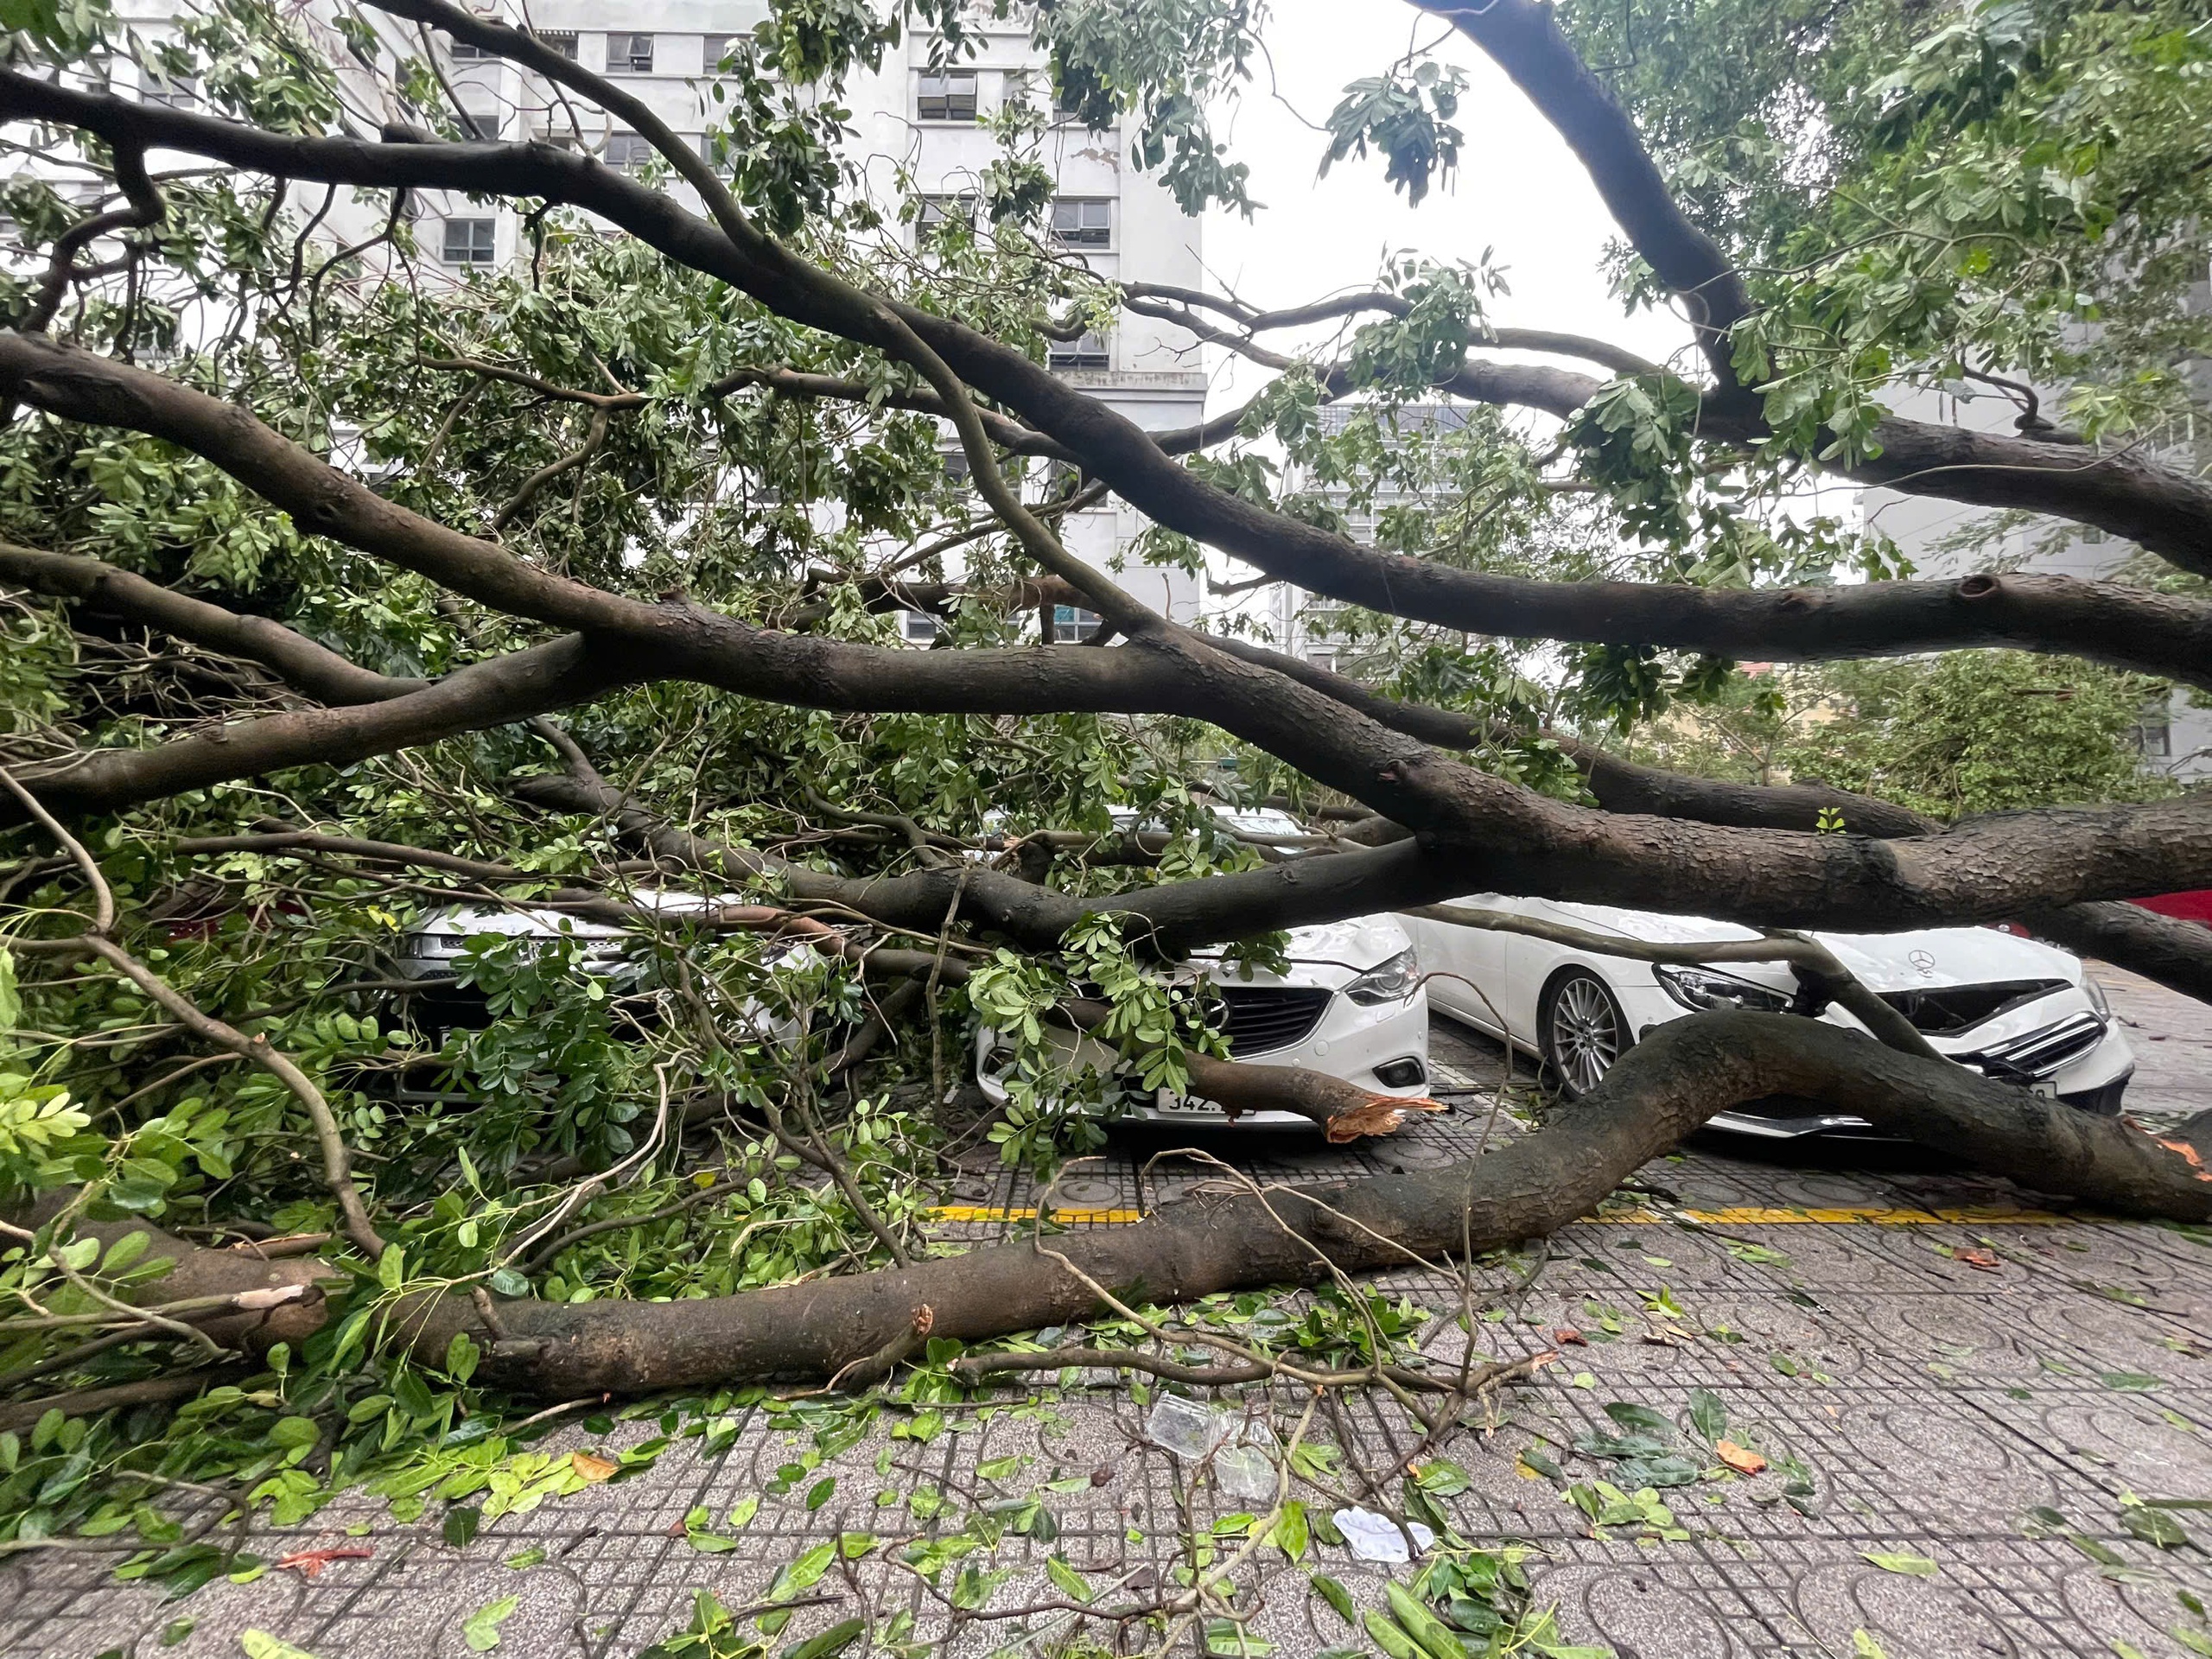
[1540,969,1630,1100]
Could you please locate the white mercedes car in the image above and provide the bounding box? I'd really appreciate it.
[1397,894,2134,1138]
[974,809,1433,1128]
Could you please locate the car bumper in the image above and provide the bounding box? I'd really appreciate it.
[1701,1022,2138,1140]
[1628,986,2141,1141]
[976,988,1433,1130]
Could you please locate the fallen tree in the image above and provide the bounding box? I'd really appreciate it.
[3,0,2212,1553]
[16,1013,2209,1396]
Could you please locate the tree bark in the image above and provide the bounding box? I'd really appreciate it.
[19,1013,2209,1397]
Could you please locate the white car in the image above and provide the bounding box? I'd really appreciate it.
[1398,895,2135,1138]
[974,808,1432,1128]
[395,890,799,1040]
[974,914,1433,1128]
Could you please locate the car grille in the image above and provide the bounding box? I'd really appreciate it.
[1876,978,2069,1034]
[1957,1011,2107,1081]
[1213,987,1332,1057]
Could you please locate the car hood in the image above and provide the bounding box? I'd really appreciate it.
[1192,916,1412,991]
[1537,903,2082,994]
[409,888,749,943]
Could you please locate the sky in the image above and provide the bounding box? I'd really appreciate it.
[1192,0,1698,410]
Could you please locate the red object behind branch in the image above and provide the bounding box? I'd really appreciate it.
[2133,892,2212,926]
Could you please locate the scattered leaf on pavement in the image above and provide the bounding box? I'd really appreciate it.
[461,1596,518,1652]
[273,1548,372,1581]
[1715,1440,1768,1475]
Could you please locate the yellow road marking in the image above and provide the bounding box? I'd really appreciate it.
[925,1202,2074,1228]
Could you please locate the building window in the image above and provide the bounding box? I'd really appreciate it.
[941,448,973,487]
[2133,696,2174,759]
[2081,526,2107,544]
[918,195,978,235]
[607,33,655,74]
[1052,604,1103,643]
[141,68,199,108]
[441,218,498,267]
[1047,329,1110,371]
[899,611,941,645]
[605,132,659,172]
[916,69,978,121]
[702,32,741,70]
[538,31,579,60]
[1050,198,1112,249]
[446,36,490,60]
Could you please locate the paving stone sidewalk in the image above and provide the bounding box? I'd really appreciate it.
[8,965,2211,1659]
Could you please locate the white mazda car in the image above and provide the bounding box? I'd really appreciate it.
[1398,894,2134,1137]
[975,810,1433,1128]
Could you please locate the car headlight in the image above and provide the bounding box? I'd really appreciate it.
[1655,963,1795,1014]
[1344,947,1420,1007]
[2083,975,2110,1020]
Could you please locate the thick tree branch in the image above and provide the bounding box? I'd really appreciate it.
[22,1014,2209,1394]
[0,540,428,703]
[1411,0,1753,391]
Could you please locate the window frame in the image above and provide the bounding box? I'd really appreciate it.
[140,67,199,109]
[607,32,655,75]
[1046,328,1111,371]
[915,67,979,122]
[917,194,980,236]
[604,132,659,173]
[1049,197,1113,250]
[439,217,499,268]
[1052,604,1103,644]
[702,32,741,72]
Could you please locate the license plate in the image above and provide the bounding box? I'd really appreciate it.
[1154,1093,1217,1115]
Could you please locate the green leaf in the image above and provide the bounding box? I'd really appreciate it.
[768,1542,836,1601]
[461,1596,518,1651]
[240,1635,324,1659]
[444,1332,480,1385]
[1603,1402,1675,1439]
[1310,1573,1357,1626]
[2099,1372,2165,1392]
[442,1506,480,1548]
[780,1618,862,1659]
[2120,1504,2190,1548]
[1688,1387,1727,1445]
[1860,1551,1938,1579]
[377,1247,407,1293]
[1413,1459,1470,1497]
[1046,1554,1092,1603]
[805,1476,836,1511]
[1268,1499,1310,1562]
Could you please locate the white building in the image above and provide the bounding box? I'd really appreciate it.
[1262,402,1475,671]
[1859,373,2212,783]
[30,3,1206,635]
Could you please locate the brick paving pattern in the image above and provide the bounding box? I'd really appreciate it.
[6,964,2209,1658]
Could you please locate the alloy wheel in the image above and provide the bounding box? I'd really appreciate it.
[1548,974,1623,1097]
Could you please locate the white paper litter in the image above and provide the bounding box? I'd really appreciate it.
[1332,1506,1435,1563]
